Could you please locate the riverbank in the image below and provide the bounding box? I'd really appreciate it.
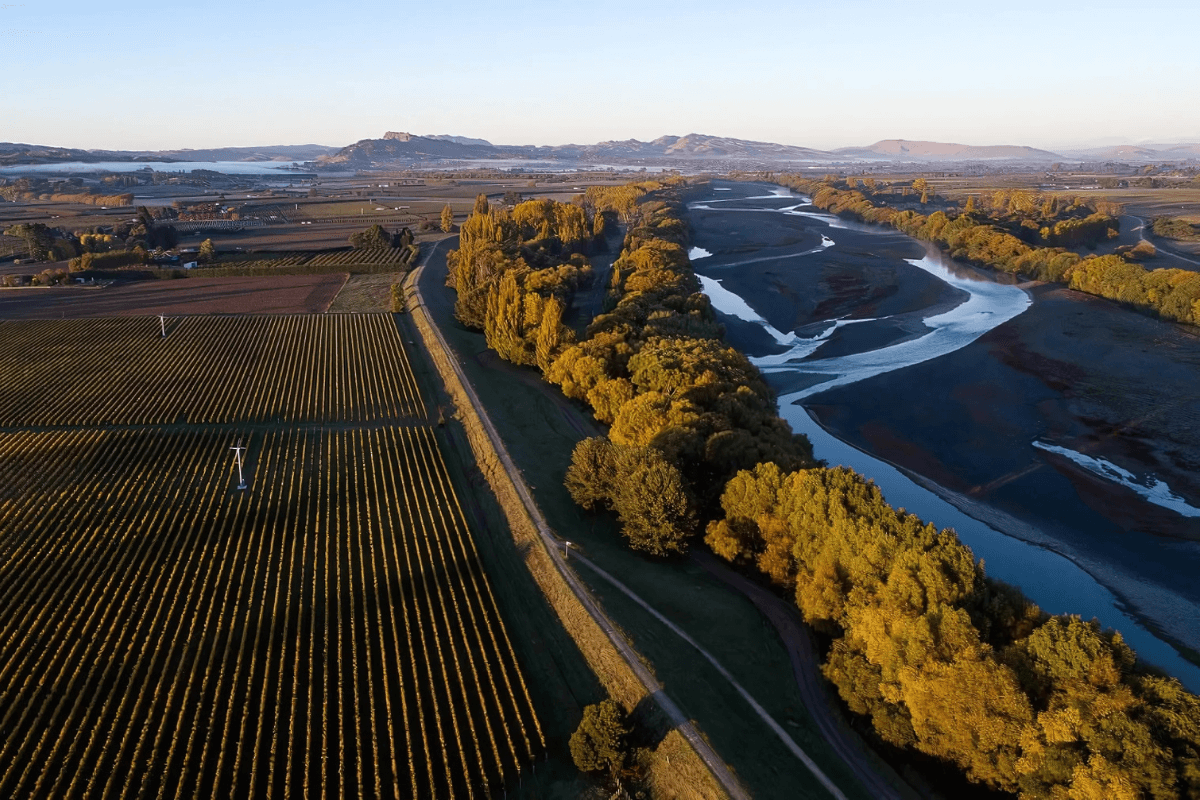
[685,180,1200,685]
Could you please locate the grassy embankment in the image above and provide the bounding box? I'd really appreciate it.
[399,266,731,799]
[416,237,874,799]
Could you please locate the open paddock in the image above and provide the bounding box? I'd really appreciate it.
[0,274,348,317]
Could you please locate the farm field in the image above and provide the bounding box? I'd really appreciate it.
[0,315,424,426]
[0,274,349,318]
[0,426,542,798]
[328,273,399,313]
[0,314,546,798]
[208,246,419,273]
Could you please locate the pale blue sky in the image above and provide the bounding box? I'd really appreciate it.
[4,0,1198,151]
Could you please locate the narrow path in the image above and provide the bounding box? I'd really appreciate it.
[569,549,850,800]
[690,553,917,800]
[406,254,752,800]
[1124,214,1200,269]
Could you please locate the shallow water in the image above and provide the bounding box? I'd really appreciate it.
[754,255,1031,397]
[692,182,1200,689]
[1033,442,1200,518]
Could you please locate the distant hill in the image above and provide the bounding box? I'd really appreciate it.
[0,142,152,166]
[154,144,341,162]
[424,134,493,147]
[1082,145,1164,160]
[321,132,1101,169]
[1060,142,1200,161]
[319,131,840,168]
[834,139,1062,161]
[9,132,1193,172]
[563,134,835,162]
[0,142,340,167]
[317,134,497,166]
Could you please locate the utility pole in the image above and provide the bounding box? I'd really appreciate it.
[158,314,167,338]
[230,439,248,490]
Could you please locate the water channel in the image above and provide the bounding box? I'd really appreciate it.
[690,183,1200,690]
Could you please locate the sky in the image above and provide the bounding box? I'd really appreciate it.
[4,0,1199,151]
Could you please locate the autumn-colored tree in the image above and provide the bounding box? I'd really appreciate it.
[569,699,628,774]
[610,446,696,555]
[198,238,216,263]
[349,224,393,249]
[535,296,571,371]
[565,437,618,511]
[440,203,454,233]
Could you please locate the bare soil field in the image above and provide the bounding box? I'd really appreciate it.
[0,273,347,317]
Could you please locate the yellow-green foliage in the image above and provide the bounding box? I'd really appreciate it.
[545,185,814,553]
[447,198,596,333]
[707,464,1200,798]
[68,249,144,272]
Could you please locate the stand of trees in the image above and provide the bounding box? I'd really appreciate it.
[1152,217,1199,241]
[452,180,1200,796]
[707,463,1200,798]
[554,186,814,553]
[777,176,1200,327]
[0,178,132,206]
[68,250,145,272]
[446,193,596,353]
[348,223,414,250]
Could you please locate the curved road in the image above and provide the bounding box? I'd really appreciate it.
[691,553,916,800]
[1122,214,1200,270]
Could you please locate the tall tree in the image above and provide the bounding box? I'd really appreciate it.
[198,238,216,263]
[440,204,454,233]
[569,699,629,774]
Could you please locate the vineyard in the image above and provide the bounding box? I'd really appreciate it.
[0,314,546,798]
[207,246,421,274]
[0,315,425,426]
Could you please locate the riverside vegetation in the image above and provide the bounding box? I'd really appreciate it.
[447,181,1200,798]
[774,175,1200,328]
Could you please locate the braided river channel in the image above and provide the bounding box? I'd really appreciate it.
[688,181,1200,690]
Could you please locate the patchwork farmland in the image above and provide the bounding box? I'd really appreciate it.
[0,315,544,799]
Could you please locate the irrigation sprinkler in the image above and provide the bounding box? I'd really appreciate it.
[230,439,248,490]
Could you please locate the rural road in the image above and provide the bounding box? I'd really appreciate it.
[1123,214,1200,269]
[691,553,915,800]
[410,234,917,799]
[407,242,754,800]
[567,549,851,800]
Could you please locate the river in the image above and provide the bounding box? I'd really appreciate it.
[689,181,1200,690]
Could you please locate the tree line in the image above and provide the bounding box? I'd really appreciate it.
[449,179,1200,796]
[6,205,181,267]
[707,462,1200,798]
[0,177,132,206]
[777,176,1200,327]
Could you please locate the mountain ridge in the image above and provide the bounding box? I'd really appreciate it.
[4,133,1198,170]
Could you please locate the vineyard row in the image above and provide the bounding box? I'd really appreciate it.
[0,425,543,799]
[0,314,426,427]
